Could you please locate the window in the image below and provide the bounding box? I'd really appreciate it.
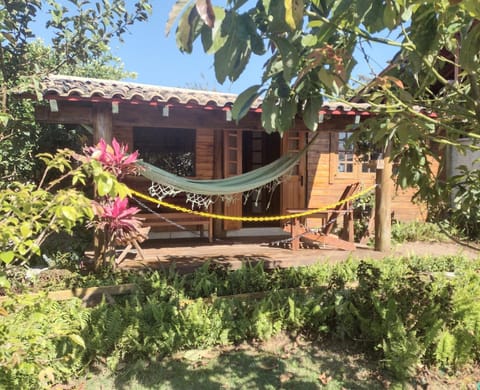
[134,127,196,176]
[337,131,354,173]
[330,131,379,181]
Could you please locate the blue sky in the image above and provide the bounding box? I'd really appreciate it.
[35,2,399,94]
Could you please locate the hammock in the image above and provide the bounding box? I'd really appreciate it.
[136,132,317,208]
[137,151,302,197]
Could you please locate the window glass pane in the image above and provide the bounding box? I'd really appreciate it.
[134,127,196,176]
[362,163,374,173]
[337,131,354,173]
[229,149,237,162]
[288,139,300,150]
[228,135,237,148]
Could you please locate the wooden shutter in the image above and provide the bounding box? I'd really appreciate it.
[281,130,307,213]
[223,130,243,230]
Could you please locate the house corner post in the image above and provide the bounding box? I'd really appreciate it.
[374,143,393,252]
[93,103,113,143]
[92,103,114,268]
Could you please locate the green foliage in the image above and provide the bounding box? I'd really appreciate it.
[353,191,375,242]
[0,0,152,184]
[448,165,480,239]
[3,256,480,386]
[0,295,89,389]
[169,0,480,237]
[83,256,480,379]
[0,148,130,266]
[391,221,450,244]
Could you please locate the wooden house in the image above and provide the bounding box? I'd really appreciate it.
[35,75,426,241]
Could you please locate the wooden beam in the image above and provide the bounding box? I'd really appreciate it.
[35,104,93,124]
[0,283,137,304]
[374,143,393,252]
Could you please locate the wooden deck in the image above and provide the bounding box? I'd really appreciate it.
[115,236,352,272]
[112,237,477,273]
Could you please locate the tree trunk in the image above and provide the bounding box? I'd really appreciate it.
[375,143,393,252]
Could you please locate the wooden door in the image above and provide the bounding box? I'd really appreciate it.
[281,130,307,214]
[223,130,243,230]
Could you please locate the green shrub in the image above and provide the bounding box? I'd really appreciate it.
[391,221,450,243]
[0,295,89,389]
[3,256,480,386]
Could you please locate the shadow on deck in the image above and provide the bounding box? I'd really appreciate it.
[115,235,377,273]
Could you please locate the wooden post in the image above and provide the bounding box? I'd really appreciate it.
[375,143,393,252]
[212,129,223,238]
[93,103,113,143]
[92,103,113,269]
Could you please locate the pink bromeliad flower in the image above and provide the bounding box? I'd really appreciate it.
[85,138,140,177]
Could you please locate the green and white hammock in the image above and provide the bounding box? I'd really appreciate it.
[137,133,315,209]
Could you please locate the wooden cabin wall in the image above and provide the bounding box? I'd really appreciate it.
[306,127,428,223]
[195,128,214,179]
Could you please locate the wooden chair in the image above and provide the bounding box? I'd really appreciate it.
[284,182,360,251]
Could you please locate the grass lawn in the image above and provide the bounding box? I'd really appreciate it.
[77,334,478,390]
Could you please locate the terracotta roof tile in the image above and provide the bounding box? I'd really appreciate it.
[41,75,372,114]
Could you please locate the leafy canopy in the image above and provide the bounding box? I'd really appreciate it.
[0,0,152,184]
[169,0,480,237]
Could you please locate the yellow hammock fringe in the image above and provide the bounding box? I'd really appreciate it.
[129,184,376,223]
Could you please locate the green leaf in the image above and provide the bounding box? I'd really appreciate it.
[166,0,193,36]
[273,36,299,81]
[0,112,12,127]
[460,23,480,72]
[242,14,265,55]
[115,183,131,199]
[232,85,263,121]
[97,175,114,196]
[362,0,385,33]
[409,5,438,56]
[176,5,201,53]
[301,34,317,47]
[69,334,86,349]
[284,0,304,30]
[462,0,480,18]
[20,223,32,238]
[61,206,78,221]
[266,0,289,33]
[0,273,10,289]
[201,7,226,54]
[261,95,278,133]
[0,251,15,265]
[318,67,336,91]
[382,2,397,30]
[303,96,323,131]
[214,22,250,84]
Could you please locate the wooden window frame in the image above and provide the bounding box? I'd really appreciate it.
[329,131,376,183]
[133,127,196,177]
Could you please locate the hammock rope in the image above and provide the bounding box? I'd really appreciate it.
[128,184,377,222]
